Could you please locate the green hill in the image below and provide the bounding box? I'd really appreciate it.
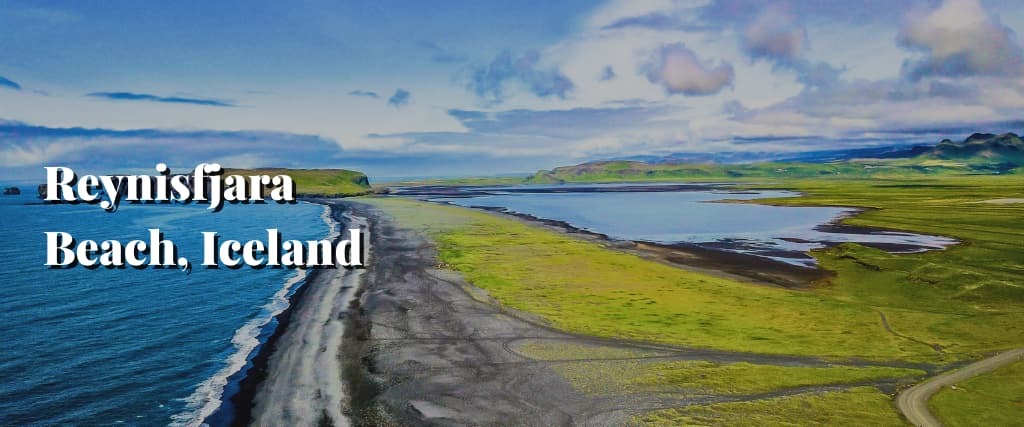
[924,132,1024,169]
[526,133,1023,184]
[224,168,372,197]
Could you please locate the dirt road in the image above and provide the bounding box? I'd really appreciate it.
[897,348,1024,427]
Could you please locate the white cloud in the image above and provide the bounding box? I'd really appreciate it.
[6,0,1024,177]
[742,5,805,62]
[642,43,735,95]
[899,0,1024,79]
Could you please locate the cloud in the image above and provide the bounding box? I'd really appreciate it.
[792,61,844,89]
[417,40,467,63]
[600,66,616,81]
[348,90,380,99]
[5,5,82,24]
[697,0,916,27]
[360,104,687,165]
[721,100,749,118]
[86,92,236,107]
[898,0,1024,79]
[717,75,1024,143]
[597,9,717,32]
[467,50,575,104]
[741,5,805,62]
[387,89,411,109]
[641,43,734,96]
[0,76,22,91]
[737,5,843,89]
[0,120,344,170]
[9,0,1024,179]
[0,119,593,179]
[447,105,673,139]
[602,12,677,31]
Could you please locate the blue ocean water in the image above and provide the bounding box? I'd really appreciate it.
[0,191,329,425]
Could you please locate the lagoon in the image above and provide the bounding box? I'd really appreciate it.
[413,183,957,266]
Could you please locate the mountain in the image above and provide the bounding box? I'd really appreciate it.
[615,144,933,165]
[526,133,1023,183]
[926,132,1024,165]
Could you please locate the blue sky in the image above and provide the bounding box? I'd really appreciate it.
[2,0,1024,178]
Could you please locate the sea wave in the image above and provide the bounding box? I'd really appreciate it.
[169,203,337,427]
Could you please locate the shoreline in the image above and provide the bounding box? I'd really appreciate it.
[218,266,327,426]
[204,200,358,426]
[399,182,958,288]
[176,202,334,427]
[244,201,366,425]
[466,203,955,288]
[436,201,831,289]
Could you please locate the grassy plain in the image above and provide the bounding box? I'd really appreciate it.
[515,340,923,396]
[365,198,930,361]
[225,168,372,196]
[375,175,526,187]
[363,176,1024,363]
[755,176,1024,356]
[362,173,1024,424]
[929,359,1024,426]
[624,361,919,395]
[631,387,907,426]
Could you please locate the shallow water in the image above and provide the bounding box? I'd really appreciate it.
[425,183,957,266]
[0,192,328,425]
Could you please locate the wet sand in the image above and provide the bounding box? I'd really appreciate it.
[248,264,361,426]
[220,203,366,426]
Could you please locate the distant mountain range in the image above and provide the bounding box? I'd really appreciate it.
[614,144,935,165]
[927,132,1024,165]
[527,133,1024,183]
[613,132,1024,165]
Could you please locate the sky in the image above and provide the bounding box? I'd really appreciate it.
[3,0,1024,179]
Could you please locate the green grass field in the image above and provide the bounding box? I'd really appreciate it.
[225,168,371,196]
[515,340,923,396]
[749,176,1024,356]
[363,183,1023,363]
[365,198,933,361]
[631,387,908,426]
[929,359,1024,426]
[362,173,1024,424]
[522,158,1018,185]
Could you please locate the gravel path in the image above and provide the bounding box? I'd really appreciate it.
[897,348,1024,427]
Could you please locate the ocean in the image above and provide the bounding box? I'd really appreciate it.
[0,190,330,425]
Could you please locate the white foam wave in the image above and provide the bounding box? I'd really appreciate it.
[321,204,340,239]
[169,202,339,427]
